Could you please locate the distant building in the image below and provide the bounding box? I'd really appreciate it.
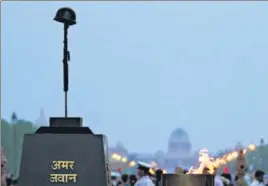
[168,128,192,155]
[164,128,194,169]
[108,128,196,173]
[35,108,48,126]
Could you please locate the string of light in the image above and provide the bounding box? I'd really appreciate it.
[111,143,256,174]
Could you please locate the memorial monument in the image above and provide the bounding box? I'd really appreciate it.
[18,8,110,186]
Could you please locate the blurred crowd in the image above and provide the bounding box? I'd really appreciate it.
[111,173,137,186]
[110,167,163,186]
[110,166,267,186]
[220,170,267,186]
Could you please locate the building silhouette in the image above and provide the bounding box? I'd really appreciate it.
[35,108,48,126]
[164,128,194,170]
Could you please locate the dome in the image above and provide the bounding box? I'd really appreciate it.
[169,128,189,143]
[168,128,191,153]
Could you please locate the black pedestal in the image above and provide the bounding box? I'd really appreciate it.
[162,174,214,186]
[18,117,110,186]
[162,174,180,186]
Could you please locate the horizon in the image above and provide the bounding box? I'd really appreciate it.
[0,114,257,154]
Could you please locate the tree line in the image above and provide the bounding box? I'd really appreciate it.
[1,116,37,177]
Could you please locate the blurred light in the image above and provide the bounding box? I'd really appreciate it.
[121,157,128,163]
[232,152,238,159]
[115,155,121,161]
[248,144,256,151]
[129,161,136,167]
[111,142,257,175]
[214,159,221,167]
[112,153,118,159]
[149,168,155,175]
[226,155,232,162]
[151,161,157,167]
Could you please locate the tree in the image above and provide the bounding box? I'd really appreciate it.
[11,112,18,124]
[245,145,268,172]
[260,138,264,146]
[1,118,37,176]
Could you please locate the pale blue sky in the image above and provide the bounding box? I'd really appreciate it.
[2,2,268,153]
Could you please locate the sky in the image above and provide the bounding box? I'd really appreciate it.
[2,2,268,153]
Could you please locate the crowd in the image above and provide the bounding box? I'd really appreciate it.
[110,162,162,186]
[111,173,138,186]
[219,170,266,186]
[110,162,267,186]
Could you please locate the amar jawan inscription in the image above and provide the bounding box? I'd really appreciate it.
[50,161,78,184]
